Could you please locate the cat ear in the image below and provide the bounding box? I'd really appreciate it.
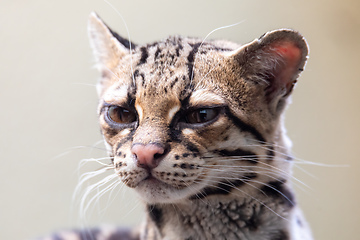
[231,29,308,112]
[88,12,135,71]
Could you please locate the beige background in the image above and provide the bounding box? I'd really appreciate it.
[1,0,359,239]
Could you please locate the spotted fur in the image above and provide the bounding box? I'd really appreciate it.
[37,12,313,240]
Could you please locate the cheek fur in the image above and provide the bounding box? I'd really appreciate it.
[189,116,233,147]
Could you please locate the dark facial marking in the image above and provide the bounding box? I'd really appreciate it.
[190,173,257,199]
[175,43,183,57]
[225,108,266,143]
[108,27,136,50]
[270,230,289,240]
[180,163,187,169]
[154,47,161,60]
[179,83,194,100]
[133,69,145,87]
[138,47,149,65]
[182,153,189,158]
[115,133,134,153]
[267,145,275,161]
[170,77,179,89]
[105,128,119,138]
[185,142,200,153]
[147,204,164,231]
[169,129,182,143]
[179,94,191,110]
[126,92,136,109]
[216,149,258,164]
[187,42,201,81]
[261,181,295,208]
[244,215,260,231]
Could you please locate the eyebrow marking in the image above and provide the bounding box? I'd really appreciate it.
[182,128,195,135]
[102,84,129,104]
[168,105,180,123]
[189,90,225,106]
[119,129,131,137]
[135,103,144,122]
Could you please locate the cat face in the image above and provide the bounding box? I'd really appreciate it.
[89,13,308,204]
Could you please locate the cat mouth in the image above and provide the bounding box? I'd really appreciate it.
[135,175,175,203]
[143,174,158,182]
[127,167,208,203]
[139,171,166,187]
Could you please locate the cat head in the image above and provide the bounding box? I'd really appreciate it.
[88,12,308,203]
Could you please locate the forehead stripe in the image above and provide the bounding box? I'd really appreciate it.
[187,42,201,81]
[138,46,149,65]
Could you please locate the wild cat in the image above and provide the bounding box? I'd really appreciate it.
[40,12,313,240]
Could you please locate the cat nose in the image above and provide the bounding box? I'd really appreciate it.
[131,143,166,169]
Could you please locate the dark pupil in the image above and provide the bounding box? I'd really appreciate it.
[187,108,217,124]
[108,106,136,124]
[198,109,210,122]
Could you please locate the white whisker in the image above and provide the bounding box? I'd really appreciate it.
[73,167,113,203]
[77,157,113,171]
[79,173,118,220]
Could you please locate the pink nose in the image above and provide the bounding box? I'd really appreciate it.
[131,143,165,169]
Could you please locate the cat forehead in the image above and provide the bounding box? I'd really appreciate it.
[101,36,236,98]
[99,36,242,108]
[136,36,238,53]
[102,83,225,106]
[130,36,238,70]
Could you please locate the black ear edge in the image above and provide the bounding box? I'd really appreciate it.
[88,12,136,51]
[97,14,137,50]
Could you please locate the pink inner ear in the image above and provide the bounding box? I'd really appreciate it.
[273,42,302,64]
[270,42,302,93]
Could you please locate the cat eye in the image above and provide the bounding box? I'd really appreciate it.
[185,108,220,124]
[107,106,137,124]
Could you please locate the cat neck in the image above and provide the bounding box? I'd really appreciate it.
[141,194,294,240]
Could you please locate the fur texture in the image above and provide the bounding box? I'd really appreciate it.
[37,12,313,240]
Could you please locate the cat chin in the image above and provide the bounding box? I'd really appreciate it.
[134,178,202,204]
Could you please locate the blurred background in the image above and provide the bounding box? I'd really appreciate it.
[1,0,359,239]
